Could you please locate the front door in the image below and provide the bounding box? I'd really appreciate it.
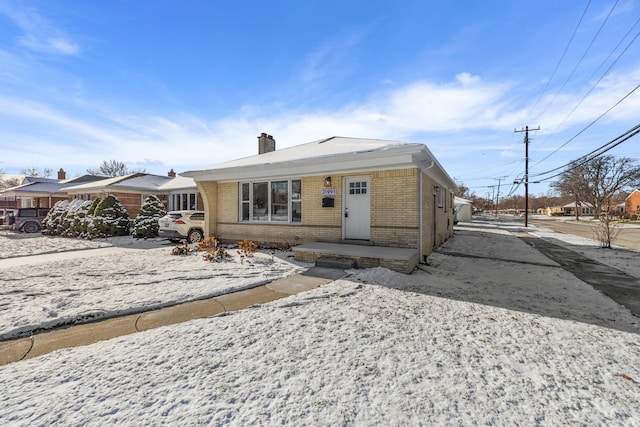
[344,176,371,240]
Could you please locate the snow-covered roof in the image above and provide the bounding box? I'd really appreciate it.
[63,173,185,194]
[454,196,473,205]
[0,175,105,197]
[562,201,594,208]
[182,136,456,188]
[157,175,197,191]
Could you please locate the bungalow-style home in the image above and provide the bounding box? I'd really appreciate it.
[0,169,104,208]
[63,171,201,219]
[454,196,473,223]
[182,134,457,272]
[551,201,593,217]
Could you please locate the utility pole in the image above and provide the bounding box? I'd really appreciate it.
[494,176,507,217]
[488,186,496,216]
[514,125,540,227]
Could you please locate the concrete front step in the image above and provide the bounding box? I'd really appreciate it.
[315,256,358,270]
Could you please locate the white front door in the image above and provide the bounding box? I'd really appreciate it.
[344,176,371,240]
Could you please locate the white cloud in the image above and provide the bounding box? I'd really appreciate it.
[0,3,81,56]
[1,64,639,178]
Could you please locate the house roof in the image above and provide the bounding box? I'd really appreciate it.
[157,175,198,191]
[454,196,473,205]
[562,201,594,208]
[0,175,105,197]
[63,173,197,194]
[182,136,456,189]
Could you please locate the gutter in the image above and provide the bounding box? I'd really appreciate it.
[419,160,435,263]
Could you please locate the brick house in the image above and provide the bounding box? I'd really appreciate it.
[624,190,640,219]
[182,134,457,271]
[0,169,104,208]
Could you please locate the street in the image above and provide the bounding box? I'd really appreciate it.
[526,216,640,251]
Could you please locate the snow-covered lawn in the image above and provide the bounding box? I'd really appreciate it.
[1,220,639,425]
[0,233,306,340]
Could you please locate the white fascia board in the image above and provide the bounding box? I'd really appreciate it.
[64,185,109,195]
[186,146,429,182]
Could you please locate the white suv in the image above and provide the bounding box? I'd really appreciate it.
[158,211,205,243]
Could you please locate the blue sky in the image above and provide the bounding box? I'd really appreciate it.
[0,0,639,198]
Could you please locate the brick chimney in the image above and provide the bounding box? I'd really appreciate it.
[57,168,66,180]
[258,133,276,154]
[168,169,176,177]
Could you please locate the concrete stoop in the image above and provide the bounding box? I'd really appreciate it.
[0,271,339,366]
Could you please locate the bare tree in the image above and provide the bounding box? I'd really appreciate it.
[20,167,53,178]
[87,160,145,177]
[553,155,640,247]
[454,182,470,198]
[0,169,19,190]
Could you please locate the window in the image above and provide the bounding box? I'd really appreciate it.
[437,187,443,208]
[170,193,199,211]
[349,181,367,195]
[240,179,301,223]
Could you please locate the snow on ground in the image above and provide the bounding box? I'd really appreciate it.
[0,231,114,258]
[0,233,306,340]
[1,220,639,425]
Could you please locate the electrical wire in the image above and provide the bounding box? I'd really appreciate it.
[530,84,640,176]
[534,123,640,182]
[533,0,618,123]
[530,0,592,116]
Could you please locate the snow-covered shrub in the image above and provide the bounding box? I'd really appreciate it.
[56,199,82,236]
[41,200,69,235]
[81,198,101,236]
[87,195,130,238]
[132,195,166,238]
[63,200,92,237]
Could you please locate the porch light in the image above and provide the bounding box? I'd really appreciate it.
[324,176,332,187]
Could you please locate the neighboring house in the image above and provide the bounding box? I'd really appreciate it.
[454,197,473,223]
[182,134,457,270]
[63,172,200,219]
[0,169,104,208]
[0,195,17,211]
[624,190,640,219]
[558,201,593,216]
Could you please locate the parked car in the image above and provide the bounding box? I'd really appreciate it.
[0,209,15,225]
[12,207,51,233]
[158,210,205,243]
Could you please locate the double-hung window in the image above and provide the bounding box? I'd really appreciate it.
[240,179,301,223]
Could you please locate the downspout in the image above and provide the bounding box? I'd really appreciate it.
[419,161,435,263]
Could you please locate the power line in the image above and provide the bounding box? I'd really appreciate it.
[530,0,592,116]
[531,84,640,176]
[529,5,640,168]
[533,123,640,183]
[533,0,618,123]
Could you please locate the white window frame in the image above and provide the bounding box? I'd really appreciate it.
[240,179,301,223]
[169,192,199,211]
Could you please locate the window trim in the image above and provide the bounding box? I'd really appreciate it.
[240,178,302,223]
[169,192,199,211]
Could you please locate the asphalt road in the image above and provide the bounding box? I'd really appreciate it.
[527,217,640,251]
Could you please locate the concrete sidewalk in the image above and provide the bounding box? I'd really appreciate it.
[0,267,344,366]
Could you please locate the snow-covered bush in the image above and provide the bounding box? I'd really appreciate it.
[87,195,130,238]
[63,200,93,237]
[41,200,69,235]
[132,195,166,238]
